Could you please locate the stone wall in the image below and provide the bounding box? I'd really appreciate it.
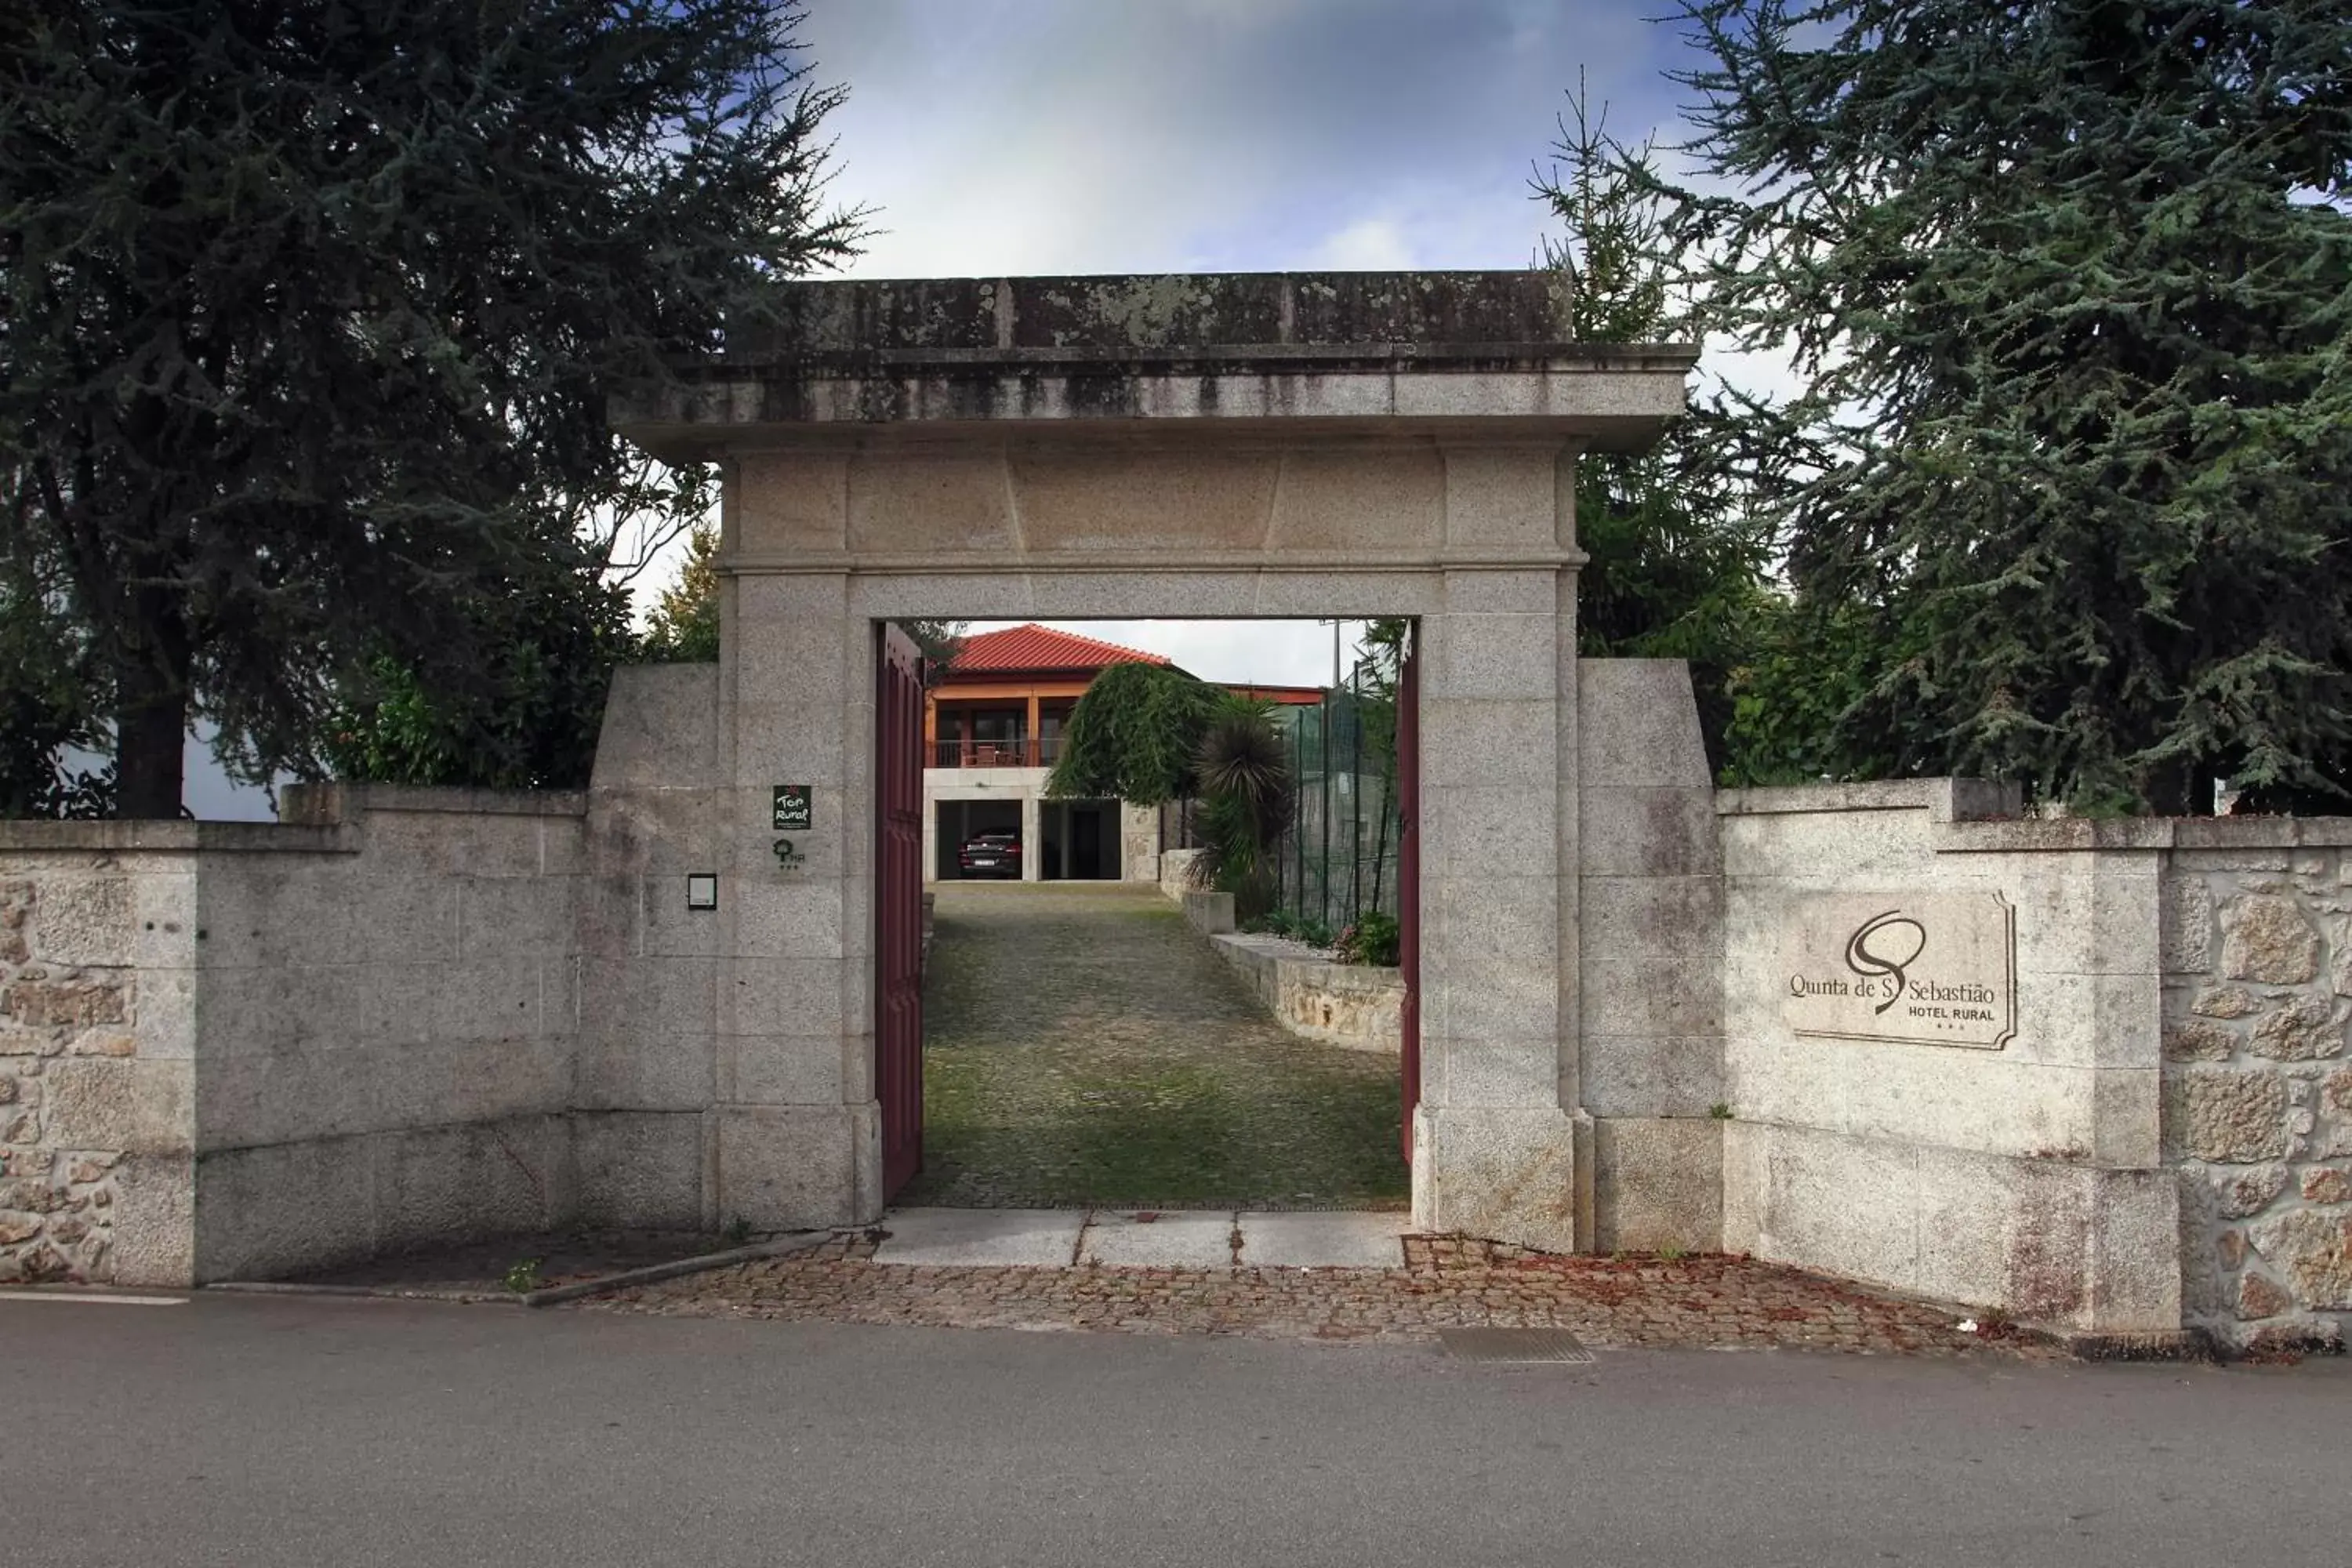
[575,662,726,1234]
[1576,661,1726,1253]
[1160,848,1208,902]
[195,785,587,1280]
[0,791,588,1287]
[1181,890,1235,935]
[1120,801,1160,884]
[0,836,198,1285]
[2162,836,2352,1352]
[1207,931,1403,1053]
[1715,782,2181,1336]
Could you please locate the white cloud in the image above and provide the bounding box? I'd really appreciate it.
[800,0,1676,280]
[1308,216,1417,270]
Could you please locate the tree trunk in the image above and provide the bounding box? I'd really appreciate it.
[113,584,191,819]
[114,679,187,819]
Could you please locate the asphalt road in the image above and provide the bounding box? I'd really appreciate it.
[5,1290,2345,1568]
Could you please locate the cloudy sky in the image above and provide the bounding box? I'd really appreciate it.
[191,1,1707,816]
[782,2,1701,708]
[798,0,1688,279]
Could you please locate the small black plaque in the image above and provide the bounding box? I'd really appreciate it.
[772,786,812,832]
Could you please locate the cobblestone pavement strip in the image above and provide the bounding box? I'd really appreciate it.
[593,1234,2055,1360]
[900,882,1408,1209]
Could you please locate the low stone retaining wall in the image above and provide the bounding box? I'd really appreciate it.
[1208,932,1402,1054]
[1181,890,1234,935]
[1151,864,1402,1051]
[1160,848,1208,902]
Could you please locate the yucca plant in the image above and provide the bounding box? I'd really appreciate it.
[1190,701,1293,921]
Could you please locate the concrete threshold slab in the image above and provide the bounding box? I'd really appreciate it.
[869,1207,1414,1270]
[873,1207,1087,1267]
[1081,1210,1237,1269]
[1237,1210,1411,1269]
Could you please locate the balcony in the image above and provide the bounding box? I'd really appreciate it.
[933,737,1062,769]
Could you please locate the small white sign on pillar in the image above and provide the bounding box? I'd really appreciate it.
[1781,891,2017,1049]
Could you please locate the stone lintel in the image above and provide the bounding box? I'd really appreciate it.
[619,370,1690,463]
[728,548,1586,577]
[611,271,1696,463]
[735,271,1587,357]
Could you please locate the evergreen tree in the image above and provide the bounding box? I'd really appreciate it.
[1645,0,2352,812]
[2,0,860,815]
[641,525,724,664]
[321,524,635,790]
[1534,83,1773,768]
[0,532,111,816]
[1047,662,1227,806]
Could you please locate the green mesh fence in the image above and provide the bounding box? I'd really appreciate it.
[1272,672,1401,935]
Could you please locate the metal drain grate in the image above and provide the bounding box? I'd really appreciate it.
[1437,1327,1596,1364]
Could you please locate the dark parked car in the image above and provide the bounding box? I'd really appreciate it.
[957,830,1022,879]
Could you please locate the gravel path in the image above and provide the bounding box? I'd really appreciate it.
[900,881,1408,1209]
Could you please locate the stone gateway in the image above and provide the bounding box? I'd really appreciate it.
[2,271,2347,1357]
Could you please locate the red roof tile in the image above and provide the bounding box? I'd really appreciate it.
[945,623,1174,676]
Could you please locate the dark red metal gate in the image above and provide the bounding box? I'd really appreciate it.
[1398,628,1421,1163]
[877,622,925,1200]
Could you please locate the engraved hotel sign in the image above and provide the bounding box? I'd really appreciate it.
[1783,891,2017,1049]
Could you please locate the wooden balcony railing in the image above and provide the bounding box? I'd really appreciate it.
[932,738,1062,769]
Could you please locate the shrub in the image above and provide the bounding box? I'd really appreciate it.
[1244,909,1335,948]
[1333,911,1402,967]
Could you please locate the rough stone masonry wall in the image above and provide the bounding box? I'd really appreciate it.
[0,837,198,1286]
[2163,837,2352,1352]
[0,873,128,1282]
[1207,931,1403,1053]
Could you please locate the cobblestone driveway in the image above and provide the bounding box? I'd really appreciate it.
[597,1233,2044,1359]
[900,882,1408,1209]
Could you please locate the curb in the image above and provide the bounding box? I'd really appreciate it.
[201,1232,832,1309]
[1999,1321,2224,1363]
[205,1280,523,1306]
[2054,1327,2223,1363]
[521,1232,829,1307]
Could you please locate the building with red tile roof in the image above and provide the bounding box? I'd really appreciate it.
[942,623,1171,677]
[923,624,1321,884]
